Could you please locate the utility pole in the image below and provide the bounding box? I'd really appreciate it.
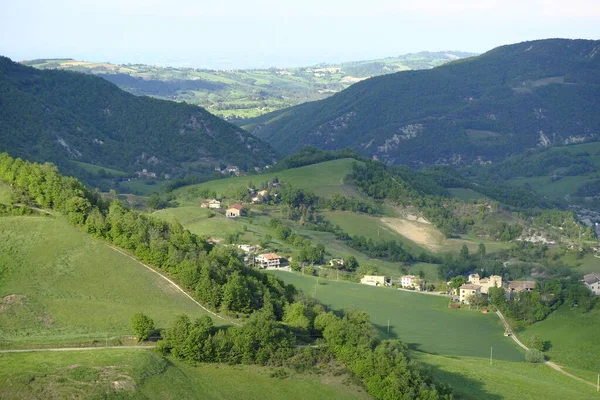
[490,347,493,366]
[387,319,390,335]
[597,374,599,392]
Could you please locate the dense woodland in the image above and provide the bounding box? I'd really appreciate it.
[0,152,453,399]
[0,56,276,188]
[246,39,600,167]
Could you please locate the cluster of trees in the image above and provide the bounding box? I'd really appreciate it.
[349,161,464,237]
[269,218,325,264]
[488,277,597,324]
[269,147,364,172]
[321,192,379,214]
[531,210,596,241]
[0,153,294,316]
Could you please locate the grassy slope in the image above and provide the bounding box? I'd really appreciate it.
[0,181,11,204]
[417,353,597,400]
[175,158,359,201]
[0,349,370,400]
[519,305,600,374]
[269,271,523,361]
[0,216,220,347]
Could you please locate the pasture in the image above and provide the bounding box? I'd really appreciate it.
[417,353,598,400]
[0,349,370,400]
[175,158,360,201]
[269,271,523,361]
[0,216,221,348]
[519,304,600,375]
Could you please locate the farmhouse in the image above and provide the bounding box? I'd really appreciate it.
[459,283,482,304]
[329,258,344,267]
[256,253,281,269]
[203,199,221,209]
[583,273,600,296]
[506,280,536,293]
[226,204,244,218]
[360,275,389,286]
[468,273,502,294]
[238,244,257,253]
[400,275,418,289]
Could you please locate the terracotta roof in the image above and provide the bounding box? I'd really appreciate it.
[228,204,244,210]
[401,275,416,279]
[259,253,280,260]
[583,273,600,285]
[460,284,482,290]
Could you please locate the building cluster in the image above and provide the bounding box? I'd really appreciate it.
[459,274,536,304]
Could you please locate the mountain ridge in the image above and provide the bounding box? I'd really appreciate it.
[0,56,276,187]
[243,38,600,167]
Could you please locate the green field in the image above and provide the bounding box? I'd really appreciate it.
[0,216,221,347]
[417,353,598,400]
[510,175,596,200]
[0,181,11,204]
[519,305,600,374]
[322,211,427,255]
[118,179,170,195]
[71,161,128,177]
[269,271,523,361]
[175,159,360,201]
[0,349,369,400]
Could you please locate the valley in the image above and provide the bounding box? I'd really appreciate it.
[1,34,600,400]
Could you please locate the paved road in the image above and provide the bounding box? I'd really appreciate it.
[0,346,155,354]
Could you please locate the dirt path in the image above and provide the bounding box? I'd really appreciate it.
[494,307,597,389]
[0,346,155,354]
[106,244,240,327]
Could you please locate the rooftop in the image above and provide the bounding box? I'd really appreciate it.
[228,204,244,210]
[259,253,280,260]
[460,284,482,290]
[507,280,536,290]
[583,273,600,285]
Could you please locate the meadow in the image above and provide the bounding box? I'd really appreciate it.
[269,271,523,361]
[175,158,360,201]
[0,216,221,348]
[417,353,598,400]
[518,304,600,374]
[0,349,370,400]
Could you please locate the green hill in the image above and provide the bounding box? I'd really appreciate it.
[244,39,600,167]
[23,51,475,120]
[0,215,221,348]
[0,56,276,189]
[1,349,370,400]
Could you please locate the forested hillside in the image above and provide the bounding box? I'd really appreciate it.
[244,39,600,167]
[23,51,475,119]
[0,56,276,187]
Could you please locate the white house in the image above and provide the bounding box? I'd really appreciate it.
[256,253,281,269]
[360,275,389,286]
[400,275,418,289]
[583,273,600,296]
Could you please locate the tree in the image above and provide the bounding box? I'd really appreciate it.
[131,313,155,342]
[525,349,545,363]
[478,243,486,260]
[459,244,470,260]
[259,234,272,249]
[527,334,544,351]
[449,276,467,292]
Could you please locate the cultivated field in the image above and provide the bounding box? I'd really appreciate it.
[0,216,220,348]
[0,349,370,400]
[269,271,523,361]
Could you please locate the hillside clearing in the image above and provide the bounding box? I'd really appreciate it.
[0,349,371,400]
[0,216,221,348]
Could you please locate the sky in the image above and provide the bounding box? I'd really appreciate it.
[1,0,599,69]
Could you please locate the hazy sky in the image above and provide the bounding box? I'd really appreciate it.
[1,0,599,69]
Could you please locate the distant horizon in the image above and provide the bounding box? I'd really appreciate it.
[2,0,598,70]
[15,48,482,70]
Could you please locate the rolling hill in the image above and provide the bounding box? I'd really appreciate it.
[0,56,276,188]
[23,51,475,120]
[243,39,600,167]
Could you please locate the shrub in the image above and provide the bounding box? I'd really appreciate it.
[132,313,155,342]
[525,349,545,363]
